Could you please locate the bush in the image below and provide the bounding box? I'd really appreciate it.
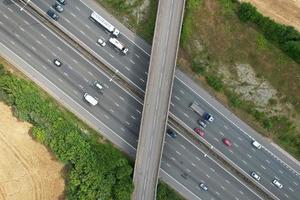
[0,71,133,200]
[237,2,300,64]
[206,75,224,91]
[157,182,185,200]
[229,95,242,108]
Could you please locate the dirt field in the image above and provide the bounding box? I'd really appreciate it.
[0,102,65,200]
[240,0,300,31]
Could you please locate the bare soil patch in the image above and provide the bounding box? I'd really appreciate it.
[240,0,300,31]
[0,102,65,200]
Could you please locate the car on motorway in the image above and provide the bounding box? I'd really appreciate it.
[203,112,214,122]
[272,179,283,189]
[252,140,262,149]
[222,138,232,147]
[47,9,59,21]
[53,59,62,67]
[57,0,66,5]
[83,93,98,106]
[97,38,106,46]
[194,127,205,137]
[250,171,261,181]
[94,81,103,91]
[199,183,208,191]
[167,129,177,138]
[198,120,207,129]
[53,2,64,13]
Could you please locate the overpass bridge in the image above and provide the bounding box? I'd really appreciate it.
[132,0,186,199]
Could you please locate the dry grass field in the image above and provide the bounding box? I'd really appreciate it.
[240,0,300,31]
[0,102,65,200]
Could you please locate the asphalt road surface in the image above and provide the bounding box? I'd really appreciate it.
[25,0,300,199]
[0,2,265,200]
[133,0,185,199]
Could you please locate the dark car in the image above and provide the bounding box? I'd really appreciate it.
[222,138,232,147]
[53,2,64,13]
[47,9,59,21]
[194,127,205,137]
[167,129,177,138]
[57,0,66,5]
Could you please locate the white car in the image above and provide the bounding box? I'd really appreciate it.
[251,172,261,181]
[272,179,283,189]
[94,81,103,91]
[198,120,207,129]
[97,38,106,46]
[252,140,262,149]
[199,183,208,191]
[53,59,62,67]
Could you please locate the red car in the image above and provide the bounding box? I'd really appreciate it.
[194,128,205,137]
[222,138,232,147]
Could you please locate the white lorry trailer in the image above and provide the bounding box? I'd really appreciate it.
[90,11,120,37]
[190,102,214,122]
[109,38,128,54]
[84,93,98,106]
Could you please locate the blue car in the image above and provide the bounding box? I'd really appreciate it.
[203,112,214,122]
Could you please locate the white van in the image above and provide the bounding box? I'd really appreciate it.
[252,140,262,149]
[84,93,98,106]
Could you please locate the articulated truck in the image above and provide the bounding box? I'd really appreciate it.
[190,102,214,122]
[109,38,128,54]
[90,11,120,37]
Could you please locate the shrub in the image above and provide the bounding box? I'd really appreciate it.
[229,95,242,108]
[237,2,300,64]
[206,75,224,91]
[0,70,133,200]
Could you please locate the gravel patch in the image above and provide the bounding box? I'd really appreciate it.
[219,63,287,113]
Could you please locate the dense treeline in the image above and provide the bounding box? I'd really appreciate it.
[237,2,300,64]
[0,64,133,200]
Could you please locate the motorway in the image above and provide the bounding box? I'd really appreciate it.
[133,0,185,199]
[22,0,300,199]
[0,1,264,200]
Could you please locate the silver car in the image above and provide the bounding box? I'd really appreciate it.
[199,183,208,191]
[53,2,64,13]
[272,179,283,189]
[251,171,261,181]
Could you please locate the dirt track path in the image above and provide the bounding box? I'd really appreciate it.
[241,0,300,31]
[0,102,65,200]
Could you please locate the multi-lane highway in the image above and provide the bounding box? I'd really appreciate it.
[23,0,300,199]
[0,2,264,200]
[133,0,185,199]
[1,1,299,199]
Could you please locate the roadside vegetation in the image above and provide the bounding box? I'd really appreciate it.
[97,0,300,162]
[237,2,300,64]
[178,0,300,159]
[95,0,158,42]
[157,182,185,200]
[0,63,133,200]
